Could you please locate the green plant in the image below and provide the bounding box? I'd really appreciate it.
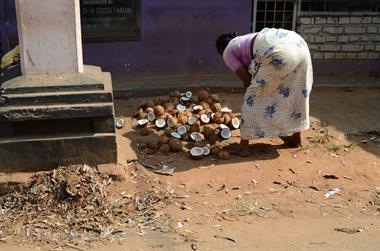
[309,131,332,144]
[328,144,344,153]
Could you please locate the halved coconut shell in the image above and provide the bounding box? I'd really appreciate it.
[180,96,190,103]
[190,147,204,159]
[153,105,165,116]
[220,128,232,139]
[203,146,210,156]
[200,114,210,124]
[188,116,198,126]
[192,105,203,113]
[230,117,240,129]
[155,118,166,129]
[177,125,188,135]
[190,132,205,142]
[219,124,229,130]
[137,119,149,127]
[220,107,232,113]
[167,116,178,128]
[177,104,186,112]
[185,91,192,98]
[116,118,125,129]
[170,131,181,139]
[147,112,156,122]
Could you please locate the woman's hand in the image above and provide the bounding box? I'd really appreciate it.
[235,66,252,89]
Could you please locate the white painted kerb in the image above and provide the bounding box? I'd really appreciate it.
[16,0,83,75]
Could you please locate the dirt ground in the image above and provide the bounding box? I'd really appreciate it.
[1,87,380,251]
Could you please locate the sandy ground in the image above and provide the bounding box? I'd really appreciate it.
[1,87,379,251]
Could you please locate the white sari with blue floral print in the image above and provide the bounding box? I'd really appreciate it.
[241,28,313,140]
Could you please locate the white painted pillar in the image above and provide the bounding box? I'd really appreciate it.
[16,0,83,75]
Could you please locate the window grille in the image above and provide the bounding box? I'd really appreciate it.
[252,0,298,32]
[301,0,380,12]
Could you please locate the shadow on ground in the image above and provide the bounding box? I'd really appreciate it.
[115,85,380,173]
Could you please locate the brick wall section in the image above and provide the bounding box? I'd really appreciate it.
[297,15,380,60]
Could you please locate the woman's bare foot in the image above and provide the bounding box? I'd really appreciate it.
[226,140,250,157]
[280,132,302,147]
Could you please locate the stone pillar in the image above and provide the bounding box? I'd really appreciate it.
[15,0,83,75]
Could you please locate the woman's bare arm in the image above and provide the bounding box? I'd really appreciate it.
[235,66,252,88]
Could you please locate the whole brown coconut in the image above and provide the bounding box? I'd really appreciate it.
[183,111,193,118]
[169,90,181,98]
[146,100,155,108]
[153,105,165,116]
[208,134,219,145]
[147,139,159,150]
[199,101,210,110]
[135,108,146,119]
[211,94,220,102]
[213,112,224,124]
[169,138,183,152]
[158,135,170,145]
[139,127,151,136]
[218,150,231,160]
[206,97,214,105]
[198,90,209,101]
[181,133,191,141]
[211,103,222,112]
[163,103,175,112]
[203,124,216,138]
[189,124,201,133]
[223,113,232,125]
[190,95,199,104]
[177,114,188,124]
[210,145,221,155]
[158,144,171,153]
[145,107,154,114]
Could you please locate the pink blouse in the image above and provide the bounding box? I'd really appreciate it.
[223,33,258,71]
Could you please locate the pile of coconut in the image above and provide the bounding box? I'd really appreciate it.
[134,90,240,160]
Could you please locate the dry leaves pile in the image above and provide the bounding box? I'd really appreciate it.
[0,164,171,248]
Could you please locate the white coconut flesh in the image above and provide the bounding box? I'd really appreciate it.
[200,114,210,123]
[185,91,192,98]
[116,118,125,129]
[192,105,203,112]
[221,128,232,139]
[220,107,232,113]
[177,104,186,112]
[137,119,149,127]
[177,125,188,135]
[231,117,240,129]
[188,116,197,126]
[155,118,166,128]
[170,131,181,139]
[219,124,229,130]
[147,112,156,122]
[190,147,204,157]
[190,132,204,142]
[180,96,190,102]
[203,147,210,156]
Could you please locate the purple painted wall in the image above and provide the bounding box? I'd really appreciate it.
[82,1,252,86]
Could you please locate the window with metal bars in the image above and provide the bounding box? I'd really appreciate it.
[252,0,297,32]
[301,0,380,12]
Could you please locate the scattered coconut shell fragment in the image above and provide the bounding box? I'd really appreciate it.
[137,119,149,127]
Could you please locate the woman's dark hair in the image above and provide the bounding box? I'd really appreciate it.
[216,32,238,55]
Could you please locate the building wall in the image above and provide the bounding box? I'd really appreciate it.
[297,14,380,60]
